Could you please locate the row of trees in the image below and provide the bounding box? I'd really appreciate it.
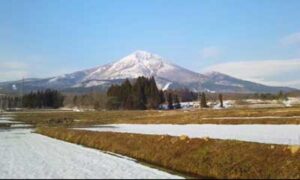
[22,89,64,108]
[253,91,288,100]
[107,77,166,110]
[164,90,223,109]
[0,90,222,111]
[0,96,22,110]
[169,88,198,102]
[201,92,224,108]
[105,76,223,110]
[63,92,108,110]
[2,77,288,111]
[0,89,65,109]
[165,92,181,109]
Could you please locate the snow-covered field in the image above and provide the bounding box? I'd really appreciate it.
[283,97,300,107]
[0,116,21,124]
[79,124,300,145]
[0,116,22,124]
[0,117,14,120]
[0,119,19,123]
[0,116,181,179]
[179,97,300,110]
[201,116,300,120]
[0,129,181,179]
[10,124,33,128]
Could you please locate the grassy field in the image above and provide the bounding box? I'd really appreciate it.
[36,127,300,179]
[10,107,300,178]
[14,107,300,126]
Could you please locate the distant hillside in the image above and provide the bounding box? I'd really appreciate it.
[0,51,297,94]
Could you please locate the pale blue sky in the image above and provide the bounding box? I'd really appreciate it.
[0,0,300,88]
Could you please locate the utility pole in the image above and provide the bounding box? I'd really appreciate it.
[21,77,24,109]
[198,73,202,109]
[198,91,201,108]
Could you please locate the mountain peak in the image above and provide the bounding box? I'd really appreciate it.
[127,50,162,61]
[205,71,226,76]
[3,51,296,94]
[115,50,165,67]
[132,50,152,56]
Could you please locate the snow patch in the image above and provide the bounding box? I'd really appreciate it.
[162,82,172,91]
[283,97,300,107]
[12,84,17,90]
[212,100,234,109]
[79,124,300,145]
[0,128,182,179]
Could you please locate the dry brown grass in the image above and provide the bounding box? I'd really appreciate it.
[14,107,300,126]
[0,123,11,128]
[289,145,300,154]
[36,127,300,179]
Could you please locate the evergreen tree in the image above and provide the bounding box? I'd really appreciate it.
[277,91,287,100]
[147,77,160,109]
[219,94,224,108]
[124,95,134,110]
[7,97,12,109]
[73,96,78,106]
[22,89,64,109]
[132,77,147,109]
[106,85,122,109]
[106,97,121,110]
[174,94,181,109]
[107,76,164,110]
[120,79,132,105]
[200,92,208,108]
[159,90,166,104]
[167,93,174,110]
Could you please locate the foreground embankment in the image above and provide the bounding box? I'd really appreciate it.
[36,127,300,179]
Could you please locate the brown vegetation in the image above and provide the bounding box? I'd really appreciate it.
[0,123,11,128]
[36,127,300,179]
[63,92,108,110]
[14,107,300,126]
[46,117,74,126]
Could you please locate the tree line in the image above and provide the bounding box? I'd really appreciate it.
[1,77,289,111]
[63,92,108,110]
[106,77,166,110]
[105,76,224,110]
[254,91,288,100]
[0,96,22,110]
[0,77,221,110]
[0,89,64,110]
[22,89,64,108]
[167,88,198,102]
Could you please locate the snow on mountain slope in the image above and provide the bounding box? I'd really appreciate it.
[0,50,297,93]
[79,50,205,89]
[203,71,296,93]
[86,51,164,80]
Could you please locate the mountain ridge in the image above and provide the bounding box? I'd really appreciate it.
[0,50,297,93]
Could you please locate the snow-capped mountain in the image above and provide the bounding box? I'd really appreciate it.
[0,50,297,93]
[73,50,206,89]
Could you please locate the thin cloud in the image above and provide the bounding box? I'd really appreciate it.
[0,60,78,82]
[281,32,300,46]
[0,62,28,70]
[0,61,29,82]
[200,47,221,59]
[203,59,300,89]
[0,71,29,82]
